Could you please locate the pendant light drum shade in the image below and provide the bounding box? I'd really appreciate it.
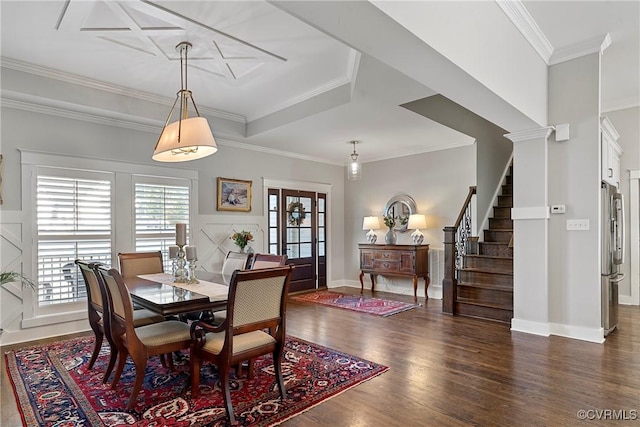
[152,41,217,162]
[152,117,217,162]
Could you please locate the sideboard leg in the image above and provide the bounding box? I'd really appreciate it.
[359,271,364,293]
[424,275,430,300]
[369,274,375,292]
[412,275,418,301]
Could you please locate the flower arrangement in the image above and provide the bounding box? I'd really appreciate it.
[383,214,408,229]
[230,230,253,251]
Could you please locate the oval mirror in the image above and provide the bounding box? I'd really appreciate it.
[383,194,417,233]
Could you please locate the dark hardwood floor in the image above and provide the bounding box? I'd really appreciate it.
[3,286,639,426]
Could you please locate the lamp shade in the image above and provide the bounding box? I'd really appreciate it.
[363,216,380,230]
[407,214,427,230]
[153,117,218,162]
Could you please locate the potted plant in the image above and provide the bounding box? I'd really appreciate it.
[230,230,253,253]
[1,271,36,334]
[383,214,408,245]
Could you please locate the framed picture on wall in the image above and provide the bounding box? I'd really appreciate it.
[217,177,252,212]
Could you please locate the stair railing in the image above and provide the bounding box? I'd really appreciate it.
[443,186,476,314]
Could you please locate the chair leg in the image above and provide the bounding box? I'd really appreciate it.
[247,358,255,379]
[111,350,128,389]
[127,355,147,411]
[273,349,287,401]
[190,348,201,398]
[220,365,235,424]
[88,332,103,370]
[103,346,118,384]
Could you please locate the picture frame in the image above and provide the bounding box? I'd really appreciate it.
[217,177,252,212]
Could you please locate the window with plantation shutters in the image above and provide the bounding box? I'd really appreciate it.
[134,181,190,271]
[36,173,112,305]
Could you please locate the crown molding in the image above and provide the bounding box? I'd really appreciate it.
[549,33,611,65]
[496,0,553,64]
[504,127,554,143]
[602,95,640,113]
[0,57,246,123]
[215,137,342,166]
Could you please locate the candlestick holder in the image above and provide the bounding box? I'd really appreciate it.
[188,259,200,284]
[174,244,188,283]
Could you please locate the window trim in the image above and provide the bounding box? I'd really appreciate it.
[20,150,198,328]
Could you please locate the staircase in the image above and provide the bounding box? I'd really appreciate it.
[444,168,514,323]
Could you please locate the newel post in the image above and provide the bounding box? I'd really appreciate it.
[442,226,457,314]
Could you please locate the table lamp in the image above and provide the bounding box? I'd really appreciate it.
[362,216,380,244]
[408,214,427,245]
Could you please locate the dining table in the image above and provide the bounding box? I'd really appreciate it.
[126,272,230,317]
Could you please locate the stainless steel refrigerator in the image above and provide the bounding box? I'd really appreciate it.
[601,181,625,336]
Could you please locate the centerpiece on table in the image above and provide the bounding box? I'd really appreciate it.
[230,230,253,253]
[383,214,408,245]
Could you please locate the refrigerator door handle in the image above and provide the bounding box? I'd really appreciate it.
[611,273,626,283]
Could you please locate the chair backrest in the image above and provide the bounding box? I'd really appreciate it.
[227,266,293,335]
[118,251,163,279]
[97,266,137,339]
[75,259,104,312]
[221,251,252,277]
[250,253,287,270]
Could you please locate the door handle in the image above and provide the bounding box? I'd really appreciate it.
[611,273,625,283]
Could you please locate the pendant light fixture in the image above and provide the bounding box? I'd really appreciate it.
[347,140,362,180]
[153,42,218,162]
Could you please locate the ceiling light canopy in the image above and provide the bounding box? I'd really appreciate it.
[347,140,361,180]
[153,42,217,162]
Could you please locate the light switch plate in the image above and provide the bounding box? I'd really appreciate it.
[566,219,590,231]
[551,205,566,214]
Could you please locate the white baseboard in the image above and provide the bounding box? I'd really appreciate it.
[511,318,551,337]
[512,317,605,343]
[619,294,638,306]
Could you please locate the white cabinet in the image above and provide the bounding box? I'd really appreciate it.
[601,117,623,187]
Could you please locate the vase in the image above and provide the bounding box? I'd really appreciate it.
[238,246,246,253]
[385,229,397,245]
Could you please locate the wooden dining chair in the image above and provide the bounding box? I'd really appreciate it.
[118,251,164,279]
[76,260,165,384]
[96,266,192,410]
[250,253,287,269]
[190,266,293,423]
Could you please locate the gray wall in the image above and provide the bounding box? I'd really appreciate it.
[344,144,476,296]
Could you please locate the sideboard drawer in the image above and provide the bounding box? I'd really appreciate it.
[374,251,401,261]
[372,260,400,272]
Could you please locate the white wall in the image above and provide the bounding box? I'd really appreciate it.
[344,144,476,297]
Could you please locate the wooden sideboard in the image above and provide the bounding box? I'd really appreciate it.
[358,244,430,300]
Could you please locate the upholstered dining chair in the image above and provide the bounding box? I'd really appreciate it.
[96,266,192,410]
[250,253,287,269]
[117,251,164,279]
[76,260,165,384]
[221,251,253,278]
[190,266,293,423]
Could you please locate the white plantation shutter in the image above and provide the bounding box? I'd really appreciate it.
[36,174,112,305]
[134,181,190,271]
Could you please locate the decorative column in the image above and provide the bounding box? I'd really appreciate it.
[505,127,553,336]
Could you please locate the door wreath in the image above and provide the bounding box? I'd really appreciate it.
[287,201,306,226]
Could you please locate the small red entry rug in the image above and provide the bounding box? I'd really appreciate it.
[291,291,420,317]
[5,336,387,426]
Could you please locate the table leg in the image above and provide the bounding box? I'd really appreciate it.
[359,271,364,293]
[424,275,430,300]
[370,274,375,292]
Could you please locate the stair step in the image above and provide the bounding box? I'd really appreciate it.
[458,281,513,292]
[478,242,513,257]
[501,185,513,196]
[489,218,513,229]
[454,300,513,323]
[497,195,513,207]
[493,206,511,219]
[506,175,512,185]
[483,229,513,242]
[458,268,513,286]
[464,255,513,271]
[457,285,513,309]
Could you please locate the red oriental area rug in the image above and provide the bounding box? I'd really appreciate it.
[5,336,388,426]
[291,291,420,317]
